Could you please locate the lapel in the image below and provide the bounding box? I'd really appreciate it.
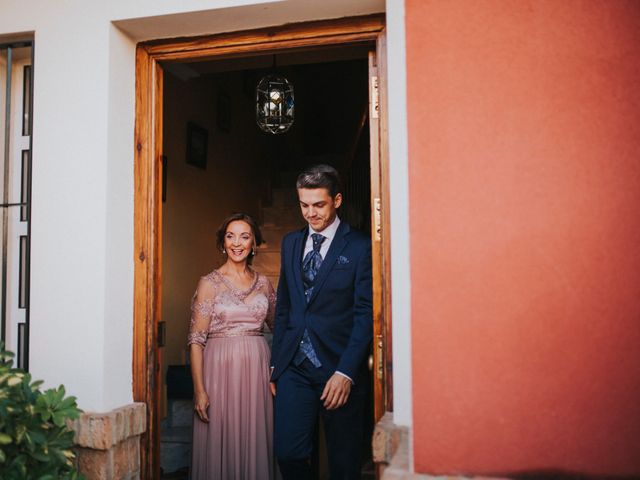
[306,221,350,308]
[290,226,307,303]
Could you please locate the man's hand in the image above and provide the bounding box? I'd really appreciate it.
[269,366,276,396]
[320,373,352,410]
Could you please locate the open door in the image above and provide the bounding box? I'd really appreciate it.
[368,29,393,423]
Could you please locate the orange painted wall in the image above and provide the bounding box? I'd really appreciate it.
[406,0,640,476]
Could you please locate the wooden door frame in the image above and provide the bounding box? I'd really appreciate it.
[133,14,390,479]
[368,29,393,422]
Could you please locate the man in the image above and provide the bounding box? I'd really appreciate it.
[270,164,373,480]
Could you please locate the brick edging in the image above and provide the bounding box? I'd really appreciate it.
[373,411,407,466]
[69,402,147,450]
[69,403,147,480]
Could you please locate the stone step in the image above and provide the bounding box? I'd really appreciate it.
[167,399,193,428]
[160,426,191,474]
[161,425,191,444]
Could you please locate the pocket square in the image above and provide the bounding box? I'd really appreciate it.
[337,255,350,265]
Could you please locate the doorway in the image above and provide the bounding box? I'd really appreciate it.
[133,15,391,480]
[159,47,372,479]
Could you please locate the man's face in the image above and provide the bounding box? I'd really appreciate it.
[297,188,342,233]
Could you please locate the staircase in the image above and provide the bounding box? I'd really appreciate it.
[160,399,192,478]
[253,186,304,289]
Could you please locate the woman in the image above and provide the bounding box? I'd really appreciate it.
[188,213,275,480]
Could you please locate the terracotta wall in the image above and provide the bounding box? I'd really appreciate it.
[406,0,640,476]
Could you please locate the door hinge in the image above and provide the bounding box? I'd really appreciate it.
[376,334,384,380]
[370,75,379,119]
[373,197,382,242]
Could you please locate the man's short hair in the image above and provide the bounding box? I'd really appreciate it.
[296,164,342,198]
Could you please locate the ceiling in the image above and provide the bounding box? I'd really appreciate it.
[163,43,371,80]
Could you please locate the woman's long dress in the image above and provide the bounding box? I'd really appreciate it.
[188,269,275,480]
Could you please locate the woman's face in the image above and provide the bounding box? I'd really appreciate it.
[223,220,255,264]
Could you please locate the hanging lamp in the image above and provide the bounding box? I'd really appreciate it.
[256,56,294,134]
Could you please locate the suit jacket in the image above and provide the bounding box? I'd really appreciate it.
[270,221,373,383]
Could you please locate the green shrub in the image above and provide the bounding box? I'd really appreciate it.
[0,344,84,480]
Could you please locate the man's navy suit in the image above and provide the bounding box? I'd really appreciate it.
[271,220,373,480]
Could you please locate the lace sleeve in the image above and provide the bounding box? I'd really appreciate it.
[187,276,216,348]
[265,276,276,331]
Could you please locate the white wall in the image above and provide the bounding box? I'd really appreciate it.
[102,24,137,410]
[385,0,412,429]
[0,0,393,413]
[30,8,111,411]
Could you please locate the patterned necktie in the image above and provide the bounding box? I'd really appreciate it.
[302,233,325,293]
[294,233,325,368]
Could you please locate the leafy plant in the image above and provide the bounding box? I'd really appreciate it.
[0,344,84,480]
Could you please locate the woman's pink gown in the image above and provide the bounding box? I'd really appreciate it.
[188,270,275,480]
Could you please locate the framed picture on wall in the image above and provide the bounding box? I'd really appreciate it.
[186,122,208,170]
[217,92,231,133]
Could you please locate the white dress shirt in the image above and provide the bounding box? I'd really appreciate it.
[304,215,341,259]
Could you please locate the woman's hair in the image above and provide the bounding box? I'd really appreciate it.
[216,212,264,264]
[296,164,342,198]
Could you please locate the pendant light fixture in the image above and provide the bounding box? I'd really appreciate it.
[256,55,294,134]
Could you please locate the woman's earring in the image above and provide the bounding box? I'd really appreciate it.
[251,246,256,256]
[222,248,227,255]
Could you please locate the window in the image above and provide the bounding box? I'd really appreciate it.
[0,41,33,370]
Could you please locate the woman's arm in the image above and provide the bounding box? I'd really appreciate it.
[188,276,215,422]
[190,344,209,423]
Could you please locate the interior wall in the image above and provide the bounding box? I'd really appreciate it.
[407,0,640,476]
[161,69,267,409]
[161,69,265,383]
